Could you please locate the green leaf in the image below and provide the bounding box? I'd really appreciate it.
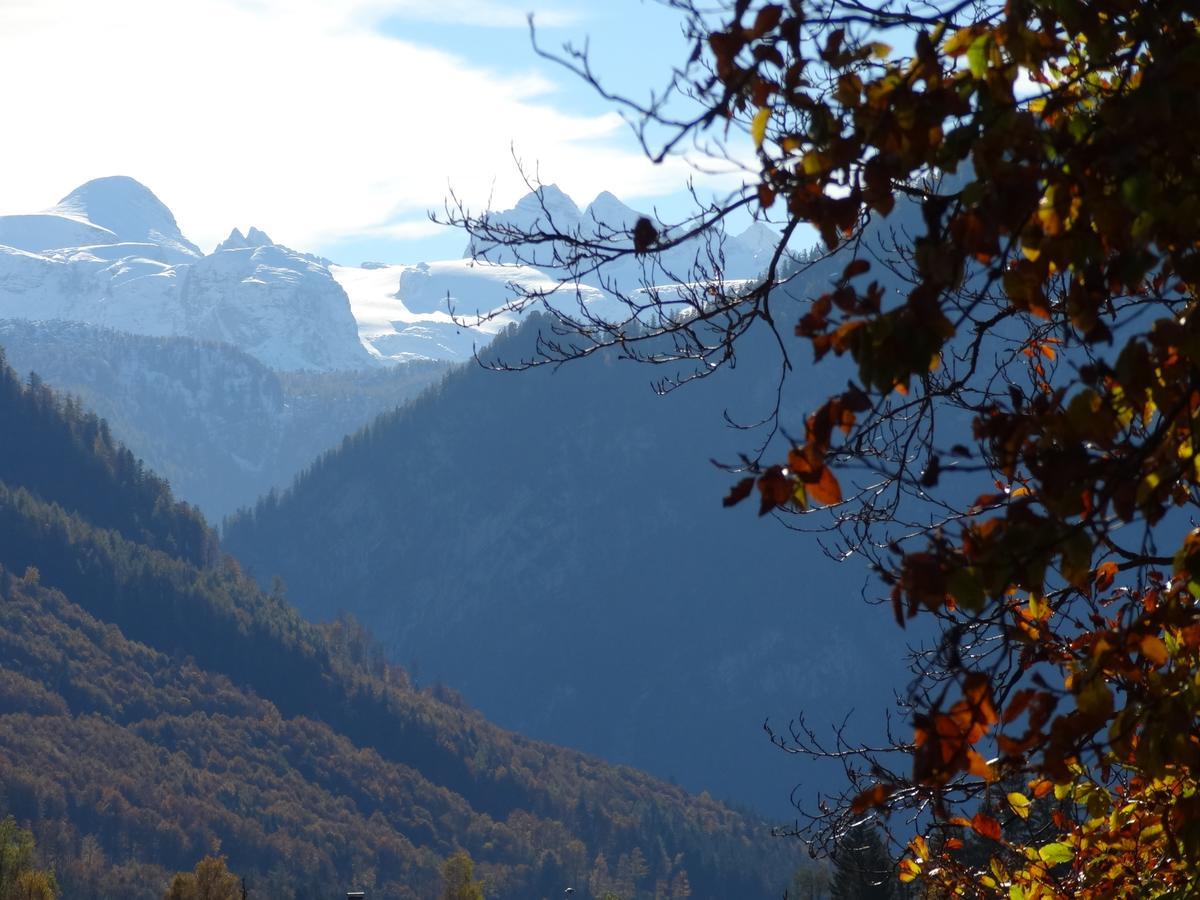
[1038,842,1074,864]
[968,35,990,79]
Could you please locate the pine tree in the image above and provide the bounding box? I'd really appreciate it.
[830,825,894,900]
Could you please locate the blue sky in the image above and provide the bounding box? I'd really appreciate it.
[0,0,754,265]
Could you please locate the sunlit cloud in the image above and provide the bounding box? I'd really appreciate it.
[0,0,694,256]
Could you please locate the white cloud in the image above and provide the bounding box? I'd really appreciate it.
[0,0,696,254]
[364,0,582,28]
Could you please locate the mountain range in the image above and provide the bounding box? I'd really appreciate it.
[0,177,777,371]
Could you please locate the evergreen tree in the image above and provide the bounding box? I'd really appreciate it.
[830,826,893,900]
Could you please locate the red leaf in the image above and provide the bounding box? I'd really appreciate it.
[756,467,792,516]
[722,477,756,508]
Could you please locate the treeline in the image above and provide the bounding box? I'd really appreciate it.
[0,350,799,897]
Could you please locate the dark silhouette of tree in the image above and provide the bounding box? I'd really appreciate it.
[830,826,893,900]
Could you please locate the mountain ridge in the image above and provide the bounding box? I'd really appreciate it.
[0,177,778,370]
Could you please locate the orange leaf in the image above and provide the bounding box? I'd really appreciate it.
[851,783,896,813]
[971,812,1002,841]
[1093,561,1118,592]
[808,465,843,506]
[1140,634,1169,667]
[966,749,995,780]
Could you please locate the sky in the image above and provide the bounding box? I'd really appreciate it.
[0,0,755,265]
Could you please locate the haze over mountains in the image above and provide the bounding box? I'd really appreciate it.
[0,173,910,845]
[223,311,907,816]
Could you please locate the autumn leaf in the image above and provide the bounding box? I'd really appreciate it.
[1007,792,1031,819]
[850,782,895,813]
[1093,561,1118,592]
[1139,634,1169,667]
[1038,842,1074,864]
[722,477,755,508]
[751,106,771,147]
[971,812,1002,841]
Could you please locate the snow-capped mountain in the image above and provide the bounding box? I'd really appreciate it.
[0,178,370,371]
[0,177,779,370]
[465,184,780,292]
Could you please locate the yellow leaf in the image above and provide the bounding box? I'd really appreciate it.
[1007,791,1032,819]
[751,106,771,148]
[801,150,828,176]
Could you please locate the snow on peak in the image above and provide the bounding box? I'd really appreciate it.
[215,226,276,253]
[216,228,250,251]
[584,191,641,229]
[245,226,273,247]
[513,184,581,221]
[736,222,781,257]
[49,176,201,261]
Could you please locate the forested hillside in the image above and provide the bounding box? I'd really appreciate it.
[0,321,446,520]
[224,309,908,815]
[0,350,800,898]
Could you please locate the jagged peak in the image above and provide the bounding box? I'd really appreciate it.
[246,226,273,247]
[215,226,274,254]
[215,228,249,251]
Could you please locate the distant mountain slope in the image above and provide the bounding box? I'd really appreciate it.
[0,321,446,520]
[0,350,798,899]
[223,313,906,817]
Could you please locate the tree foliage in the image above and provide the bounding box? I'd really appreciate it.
[163,856,241,900]
[453,0,1200,895]
[441,851,485,900]
[0,818,57,900]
